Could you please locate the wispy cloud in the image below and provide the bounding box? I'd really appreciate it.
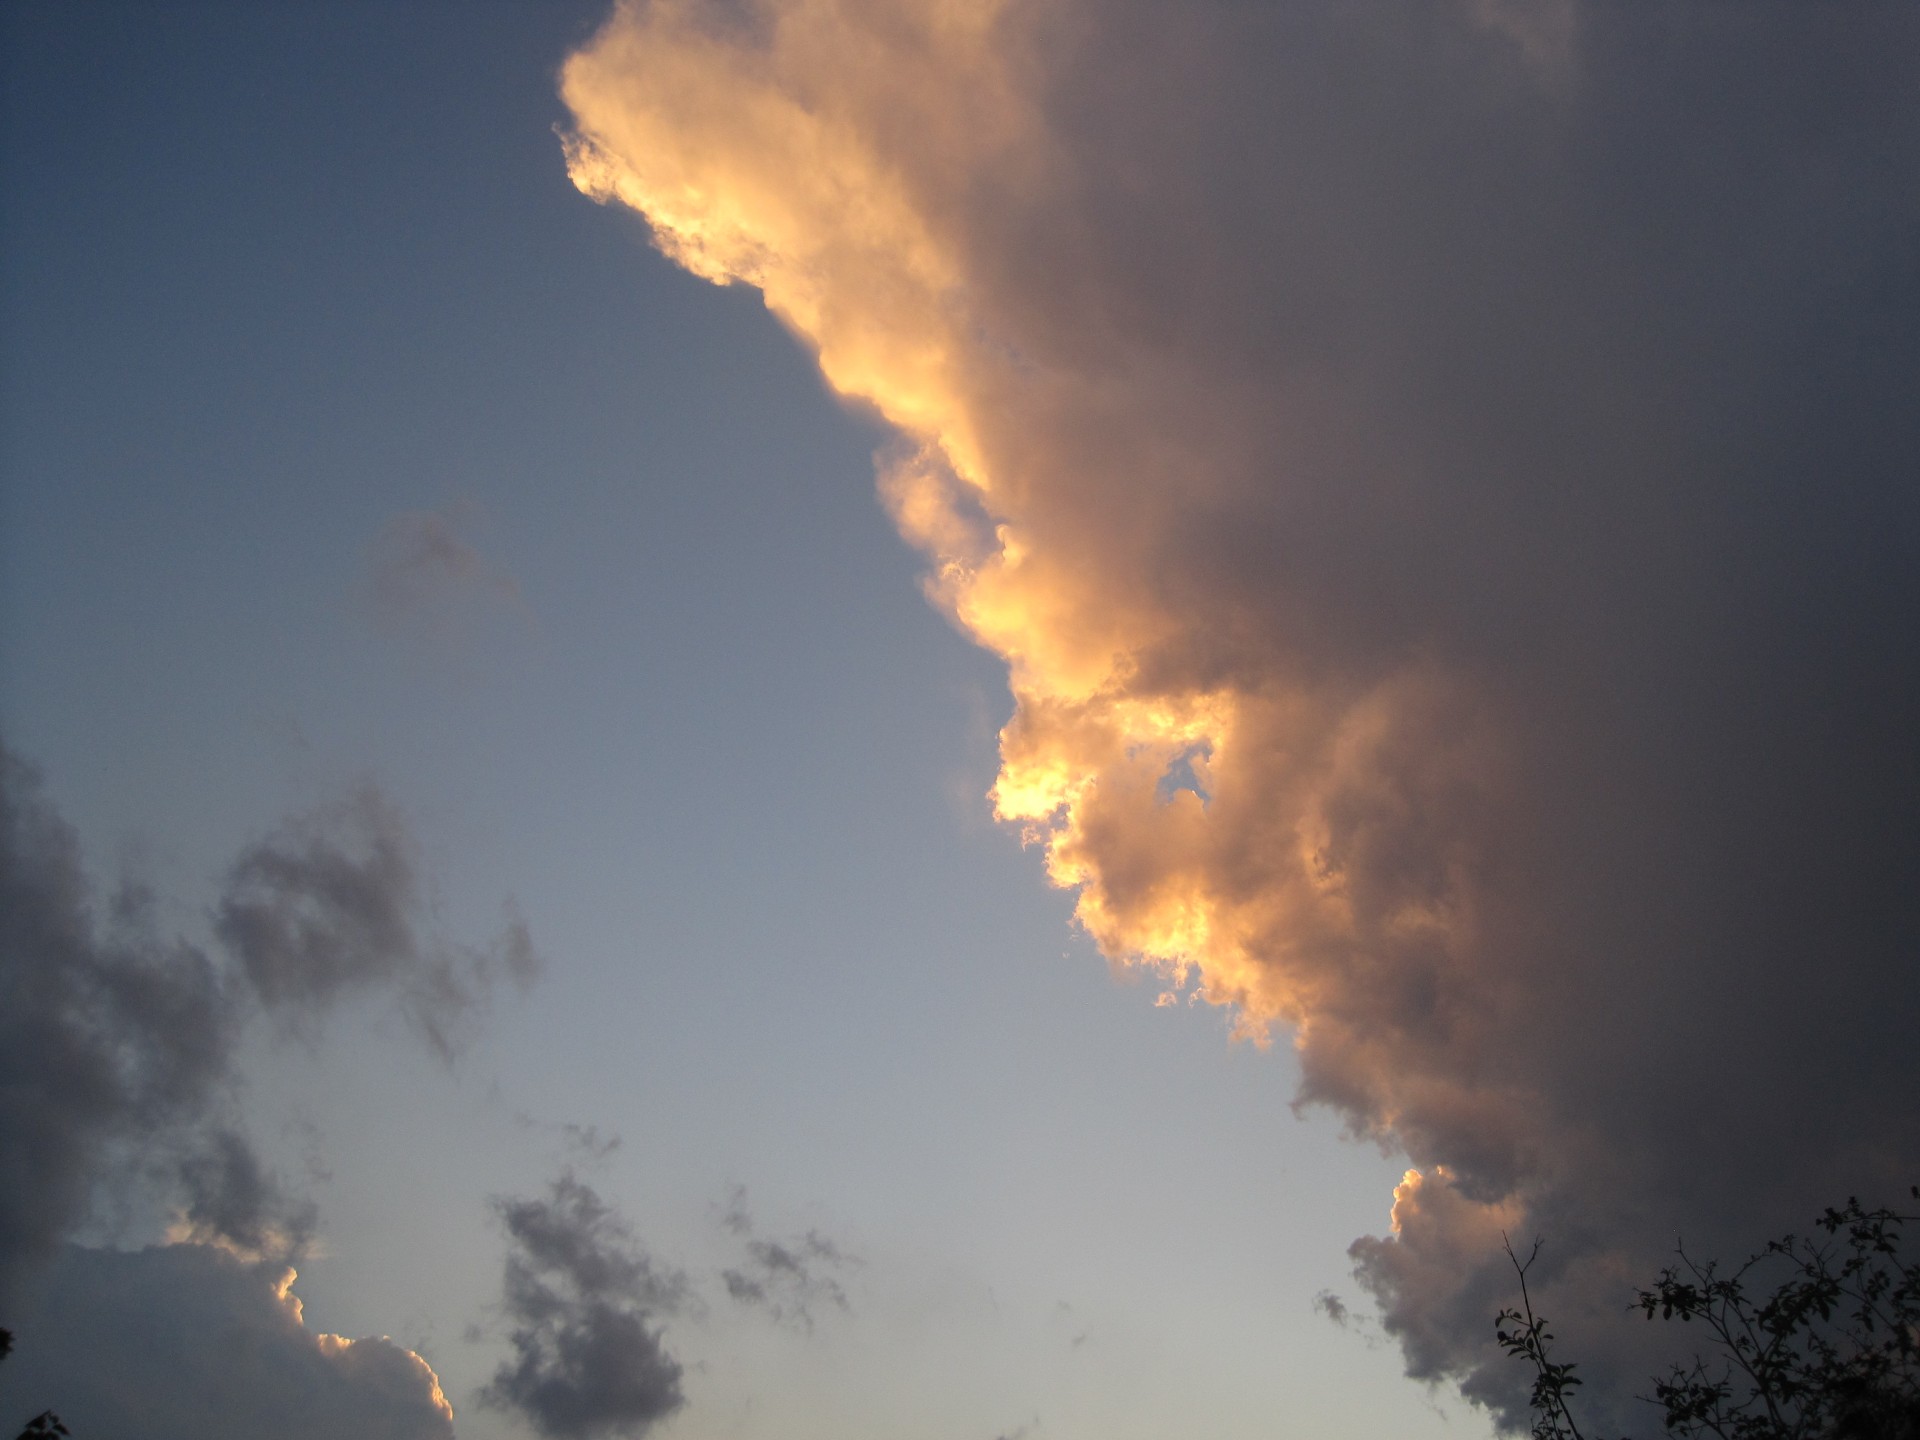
[1312,1290,1349,1329]
[0,744,534,1413]
[717,1186,854,1332]
[365,506,523,649]
[216,785,539,1063]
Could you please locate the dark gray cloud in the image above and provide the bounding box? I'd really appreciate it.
[717,1187,853,1332]
[0,1243,452,1440]
[1311,1290,1349,1329]
[216,787,417,1010]
[216,786,538,1063]
[563,1,1920,1429]
[0,747,240,1310]
[483,1173,689,1439]
[173,1128,317,1261]
[0,744,536,1315]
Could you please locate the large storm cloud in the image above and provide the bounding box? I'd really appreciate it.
[557,0,1920,1426]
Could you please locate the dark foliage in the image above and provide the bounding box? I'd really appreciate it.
[1,1326,70,1439]
[1497,1238,1593,1440]
[1500,1189,1920,1440]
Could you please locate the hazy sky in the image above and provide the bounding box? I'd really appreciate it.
[3,3,1916,1439]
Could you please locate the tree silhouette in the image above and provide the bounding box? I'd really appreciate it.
[1497,1238,1593,1439]
[1500,1189,1920,1440]
[0,1327,70,1440]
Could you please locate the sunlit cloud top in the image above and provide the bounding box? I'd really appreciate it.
[560,0,1920,1425]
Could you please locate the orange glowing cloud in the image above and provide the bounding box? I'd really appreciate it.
[560,0,1920,1426]
[559,0,1325,1035]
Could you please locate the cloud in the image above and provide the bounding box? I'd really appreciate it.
[0,1243,451,1440]
[559,1123,622,1163]
[0,746,241,1310]
[216,784,538,1062]
[560,0,1920,1427]
[171,1127,318,1262]
[1311,1284,1386,1351]
[366,506,522,646]
[717,1187,853,1331]
[514,1114,626,1167]
[483,1173,690,1439]
[1311,1290,1349,1329]
[0,740,537,1415]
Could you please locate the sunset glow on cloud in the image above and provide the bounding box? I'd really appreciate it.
[562,0,1310,1030]
[561,0,1920,1423]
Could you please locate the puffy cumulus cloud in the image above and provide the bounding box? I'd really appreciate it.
[483,1174,690,1438]
[560,0,1920,1426]
[0,1243,451,1440]
[217,785,540,1063]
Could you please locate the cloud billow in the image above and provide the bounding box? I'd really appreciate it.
[484,1173,690,1439]
[560,0,1920,1427]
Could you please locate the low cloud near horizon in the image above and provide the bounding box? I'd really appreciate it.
[0,1244,454,1440]
[560,0,1920,1426]
[0,745,538,1431]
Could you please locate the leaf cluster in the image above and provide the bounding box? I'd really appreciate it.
[1497,1237,1592,1440]
[0,1327,69,1439]
[1500,1188,1920,1440]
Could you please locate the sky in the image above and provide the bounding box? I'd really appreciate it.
[1,3,1917,1439]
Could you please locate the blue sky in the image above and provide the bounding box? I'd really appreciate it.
[1,6,1478,1437]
